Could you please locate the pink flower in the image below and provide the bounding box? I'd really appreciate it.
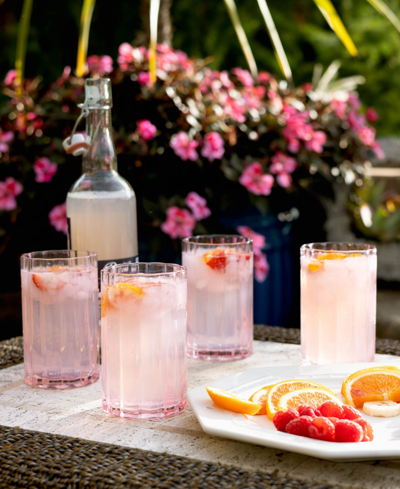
[137,120,157,140]
[254,251,269,283]
[347,110,366,130]
[185,192,211,220]
[0,177,23,211]
[257,71,271,84]
[371,141,385,160]
[239,162,274,196]
[201,132,225,161]
[282,112,312,153]
[232,67,253,87]
[223,96,246,123]
[237,226,265,253]
[161,206,196,239]
[4,70,16,86]
[357,127,376,146]
[366,107,379,123]
[270,152,297,174]
[138,72,151,85]
[170,132,199,161]
[304,130,326,153]
[331,98,347,119]
[49,202,68,235]
[348,93,361,110]
[87,55,113,74]
[303,83,313,92]
[33,157,58,183]
[118,43,134,70]
[0,131,14,153]
[276,172,292,188]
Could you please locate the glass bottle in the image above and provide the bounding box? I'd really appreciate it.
[67,78,138,277]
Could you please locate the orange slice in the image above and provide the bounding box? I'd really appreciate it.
[249,384,275,415]
[317,252,347,261]
[203,249,250,271]
[277,387,342,412]
[307,260,323,272]
[101,289,108,318]
[266,379,336,419]
[342,366,400,408]
[206,386,261,415]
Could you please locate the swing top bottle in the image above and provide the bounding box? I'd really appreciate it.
[66,78,138,269]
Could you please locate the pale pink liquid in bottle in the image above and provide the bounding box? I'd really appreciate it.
[21,251,99,389]
[101,263,187,420]
[301,243,377,365]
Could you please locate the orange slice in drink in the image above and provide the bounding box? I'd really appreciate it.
[266,379,336,419]
[342,366,400,408]
[249,384,275,415]
[307,251,363,272]
[206,386,261,415]
[203,249,250,271]
[105,282,145,313]
[277,387,342,412]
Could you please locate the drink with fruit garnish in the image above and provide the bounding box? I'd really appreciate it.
[301,243,377,365]
[101,263,187,419]
[182,235,253,361]
[21,251,99,388]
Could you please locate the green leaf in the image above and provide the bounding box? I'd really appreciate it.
[149,0,161,84]
[15,0,34,98]
[366,0,400,33]
[255,0,292,83]
[313,0,358,56]
[76,0,97,77]
[223,0,258,78]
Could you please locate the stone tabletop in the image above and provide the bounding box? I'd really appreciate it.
[1,340,400,489]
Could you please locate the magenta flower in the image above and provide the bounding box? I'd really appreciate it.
[0,177,23,211]
[201,132,225,161]
[161,206,196,239]
[33,157,58,183]
[170,132,199,161]
[138,72,151,85]
[237,226,265,253]
[331,98,347,119]
[4,70,16,86]
[137,120,157,140]
[87,55,113,74]
[239,162,274,196]
[257,71,271,84]
[276,173,292,188]
[304,130,326,153]
[366,108,379,123]
[49,202,68,235]
[348,93,361,110]
[270,152,297,174]
[118,43,134,70]
[357,127,376,146]
[0,131,14,153]
[282,112,311,153]
[185,192,211,220]
[254,251,269,283]
[224,96,246,123]
[232,67,253,87]
[347,110,366,131]
[303,83,313,92]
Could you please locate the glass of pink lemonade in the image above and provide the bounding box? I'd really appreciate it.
[301,243,377,365]
[101,262,187,419]
[182,235,253,361]
[21,250,99,389]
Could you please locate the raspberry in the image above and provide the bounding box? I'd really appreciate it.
[335,420,363,442]
[354,419,374,442]
[309,417,335,442]
[273,409,299,432]
[298,406,322,417]
[342,405,362,421]
[327,417,339,427]
[319,401,344,419]
[286,416,314,437]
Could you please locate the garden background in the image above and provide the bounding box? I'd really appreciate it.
[1,0,399,340]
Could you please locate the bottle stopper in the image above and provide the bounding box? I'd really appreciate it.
[62,133,90,156]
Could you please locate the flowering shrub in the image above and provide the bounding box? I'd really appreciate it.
[0,44,383,281]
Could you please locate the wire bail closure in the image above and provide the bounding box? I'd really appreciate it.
[62,97,92,156]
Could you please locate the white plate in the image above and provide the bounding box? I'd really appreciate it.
[188,361,400,461]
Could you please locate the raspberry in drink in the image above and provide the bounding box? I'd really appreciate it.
[182,235,253,361]
[21,251,99,389]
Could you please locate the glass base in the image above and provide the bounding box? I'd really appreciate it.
[102,400,186,420]
[187,346,252,361]
[24,371,100,389]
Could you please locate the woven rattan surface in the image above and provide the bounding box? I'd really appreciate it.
[1,326,398,489]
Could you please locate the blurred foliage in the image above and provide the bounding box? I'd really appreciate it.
[349,178,400,242]
[1,0,400,134]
